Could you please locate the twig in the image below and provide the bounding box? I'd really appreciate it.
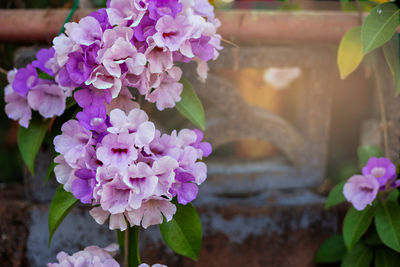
[354,0,364,25]
[124,229,129,267]
[371,53,391,159]
[0,67,8,75]
[221,38,240,71]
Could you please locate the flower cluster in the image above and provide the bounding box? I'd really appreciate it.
[47,244,119,267]
[54,107,211,230]
[4,53,68,128]
[4,0,221,129]
[343,157,398,210]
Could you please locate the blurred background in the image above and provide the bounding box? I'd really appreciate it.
[0,0,396,266]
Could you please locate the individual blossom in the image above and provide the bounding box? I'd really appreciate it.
[362,157,396,187]
[12,64,38,97]
[53,120,94,167]
[96,133,138,167]
[27,83,67,118]
[47,244,120,267]
[32,47,57,76]
[4,69,32,128]
[343,174,379,210]
[146,66,183,110]
[107,0,148,27]
[125,197,176,229]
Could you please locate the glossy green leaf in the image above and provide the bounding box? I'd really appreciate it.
[175,77,206,131]
[343,206,375,250]
[338,27,364,79]
[315,234,346,263]
[375,201,400,252]
[37,71,53,80]
[375,247,400,267]
[48,186,78,246]
[160,203,202,260]
[362,2,400,54]
[383,34,400,94]
[18,119,49,175]
[325,180,346,209]
[341,242,373,267]
[357,145,384,166]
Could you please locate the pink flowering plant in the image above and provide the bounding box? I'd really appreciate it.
[315,146,400,266]
[4,0,222,266]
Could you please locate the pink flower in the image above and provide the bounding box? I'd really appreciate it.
[343,174,379,210]
[47,244,120,267]
[65,16,103,46]
[86,65,123,98]
[54,120,93,167]
[107,0,147,27]
[153,15,192,52]
[123,162,158,209]
[146,66,183,110]
[145,38,173,74]
[96,133,138,167]
[126,197,176,228]
[27,83,67,118]
[98,27,146,78]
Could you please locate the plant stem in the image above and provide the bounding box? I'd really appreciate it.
[124,226,141,267]
[58,0,80,35]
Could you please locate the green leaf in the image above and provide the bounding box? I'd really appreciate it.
[175,77,206,131]
[341,242,373,267]
[343,206,375,250]
[159,203,202,260]
[18,119,49,175]
[315,234,346,263]
[37,71,53,80]
[362,2,400,54]
[375,201,400,252]
[383,34,400,94]
[338,27,364,79]
[45,160,56,183]
[374,247,400,267]
[357,145,384,166]
[48,186,78,246]
[325,180,347,209]
[364,226,382,246]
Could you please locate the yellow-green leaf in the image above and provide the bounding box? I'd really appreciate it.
[338,27,364,79]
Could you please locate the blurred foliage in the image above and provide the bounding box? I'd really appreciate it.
[0,43,23,183]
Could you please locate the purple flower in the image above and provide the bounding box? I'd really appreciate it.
[145,39,173,74]
[4,70,32,128]
[147,0,182,20]
[32,47,56,76]
[343,174,379,210]
[362,157,396,187]
[170,170,198,205]
[77,104,108,132]
[89,8,112,31]
[47,244,120,267]
[96,133,138,167]
[12,64,37,97]
[71,168,96,204]
[27,83,67,118]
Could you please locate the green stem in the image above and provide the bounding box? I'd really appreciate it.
[58,0,80,35]
[128,226,141,267]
